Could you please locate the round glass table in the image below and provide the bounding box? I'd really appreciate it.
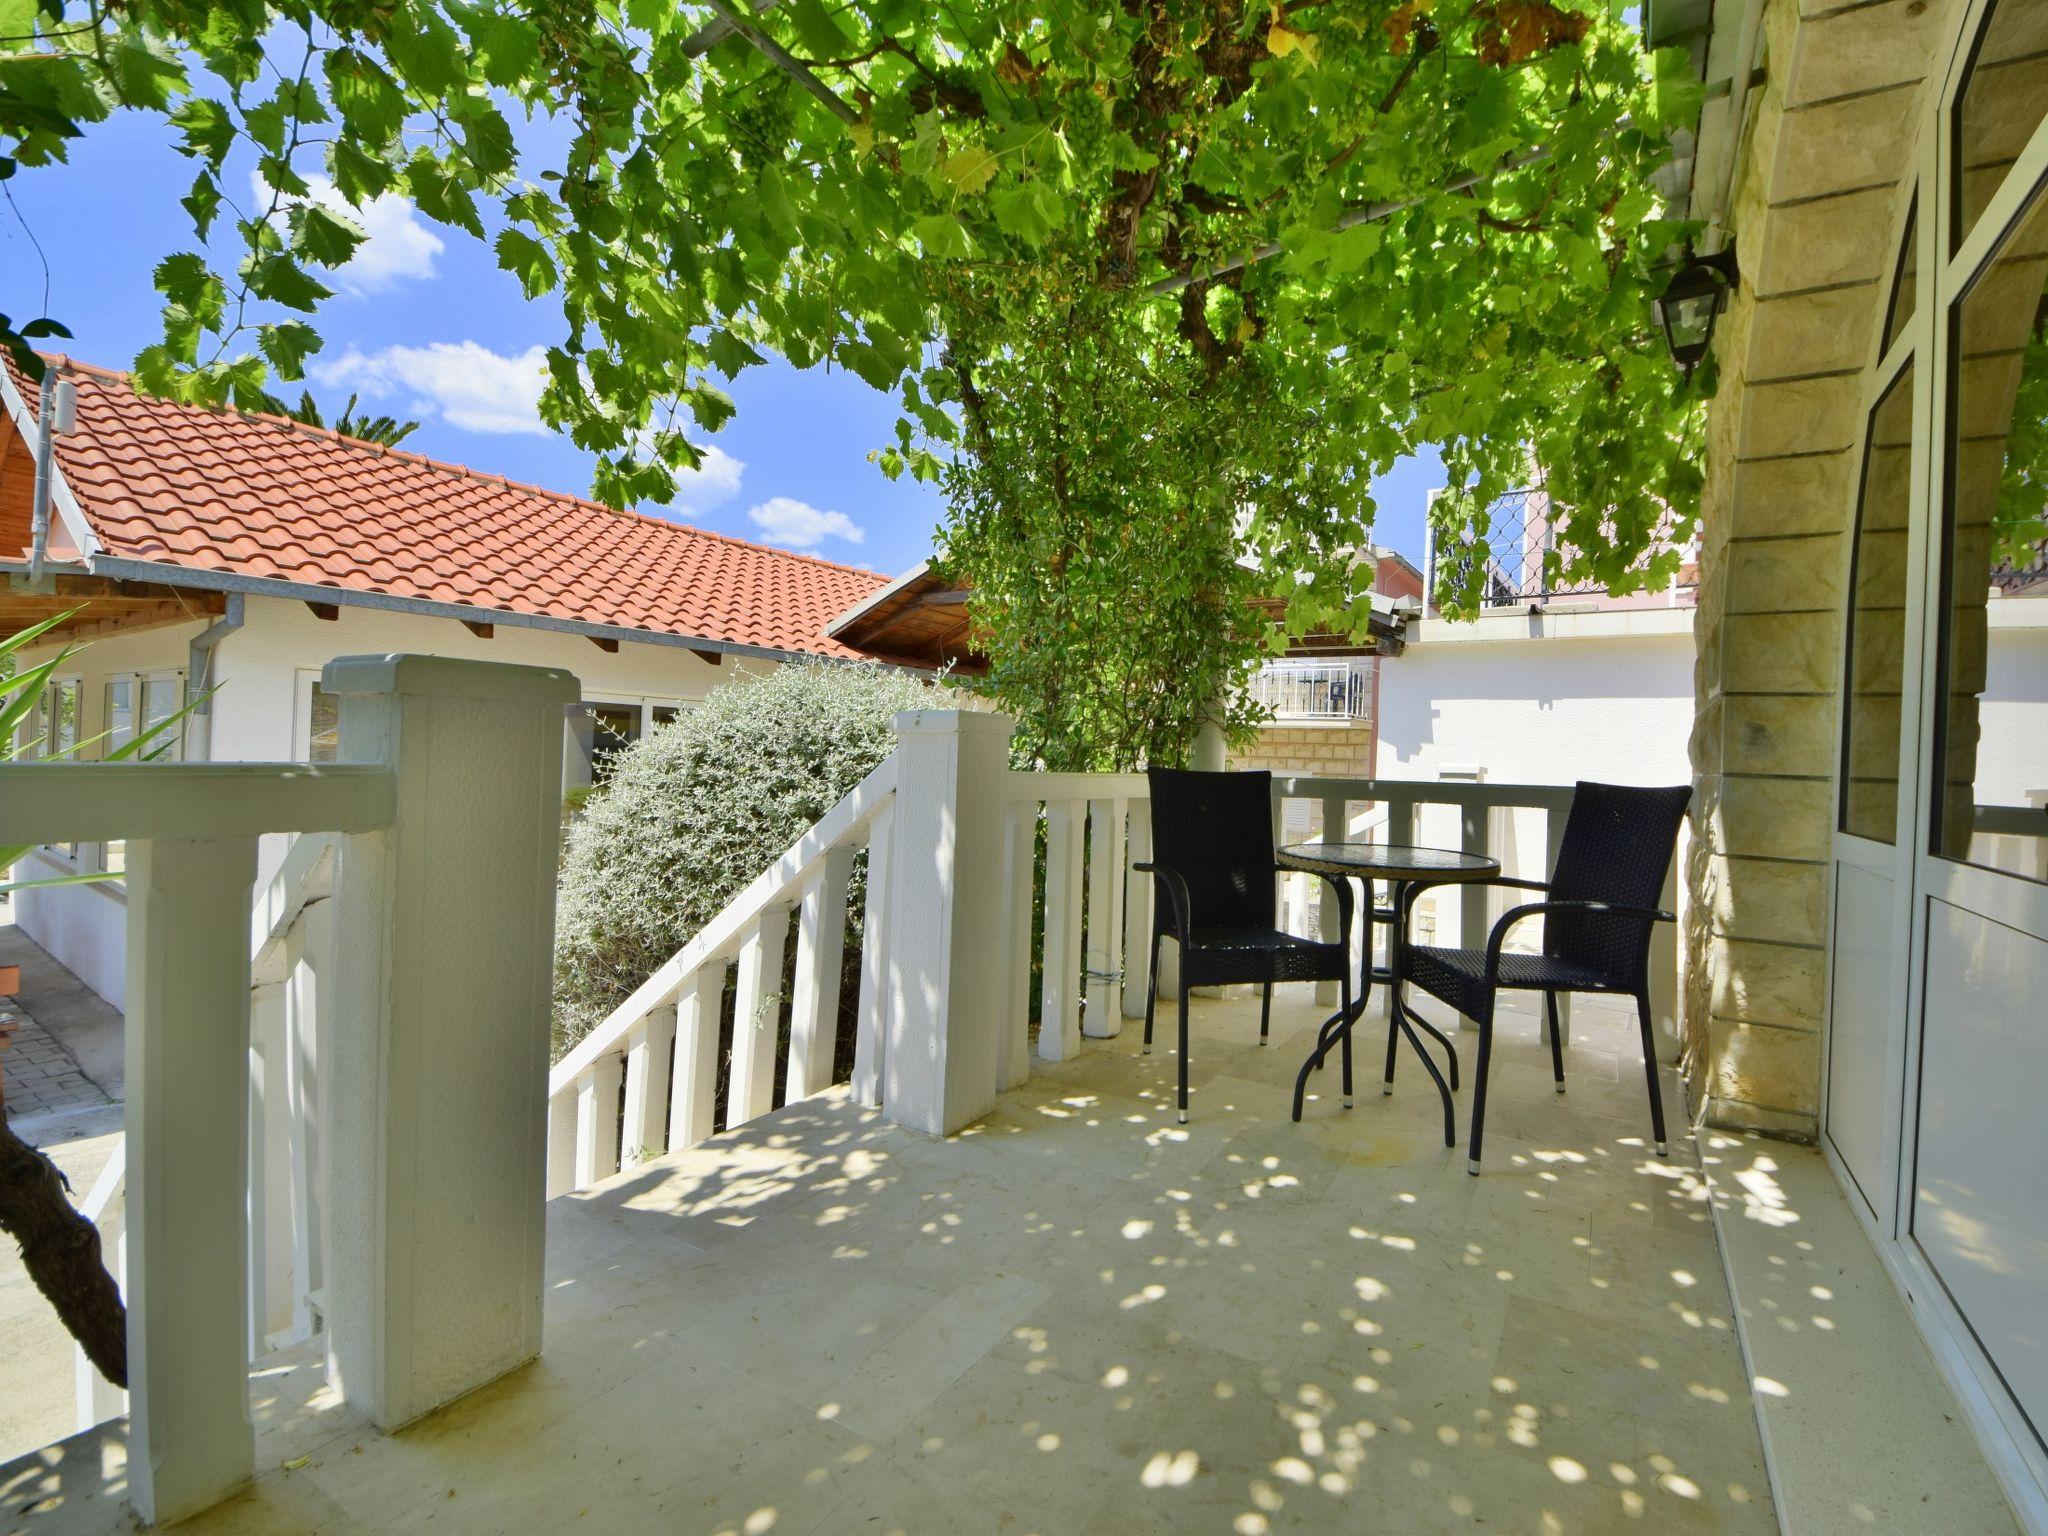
[1277,841,1500,1144]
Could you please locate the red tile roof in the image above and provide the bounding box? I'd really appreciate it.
[7,356,890,659]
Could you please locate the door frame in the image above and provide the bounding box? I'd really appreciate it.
[1817,1,2048,1521]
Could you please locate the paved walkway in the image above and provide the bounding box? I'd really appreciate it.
[1,909,126,1467]
[1,1004,115,1120]
[7,985,1785,1535]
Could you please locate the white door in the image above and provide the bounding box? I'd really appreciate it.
[1824,212,1929,1221]
[1900,0,2048,1482]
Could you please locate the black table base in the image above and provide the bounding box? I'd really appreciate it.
[1288,879,1460,1146]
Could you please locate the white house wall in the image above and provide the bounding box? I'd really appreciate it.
[8,593,772,1009]
[1368,614,1698,944]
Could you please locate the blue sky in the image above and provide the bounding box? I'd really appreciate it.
[0,106,1447,577]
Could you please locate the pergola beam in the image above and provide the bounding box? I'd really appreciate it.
[697,0,860,124]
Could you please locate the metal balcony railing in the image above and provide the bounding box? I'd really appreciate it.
[1249,660,1373,722]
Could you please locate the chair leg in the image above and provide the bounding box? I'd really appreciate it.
[1259,980,1272,1045]
[1340,969,1354,1108]
[1635,989,1668,1157]
[1466,994,1497,1176]
[1176,979,1191,1125]
[1545,991,1565,1094]
[1142,934,1161,1055]
[1382,995,1400,1095]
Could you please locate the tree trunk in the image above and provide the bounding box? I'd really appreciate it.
[0,1116,127,1388]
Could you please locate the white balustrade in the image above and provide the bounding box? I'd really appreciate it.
[1038,796,1085,1061]
[548,755,897,1192]
[4,653,572,1527]
[546,742,1690,1212]
[1083,797,1126,1039]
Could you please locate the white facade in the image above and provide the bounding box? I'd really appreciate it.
[1375,606,1697,789]
[9,594,765,1008]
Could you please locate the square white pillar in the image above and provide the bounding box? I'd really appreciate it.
[125,835,259,1526]
[882,709,1016,1136]
[322,654,576,1431]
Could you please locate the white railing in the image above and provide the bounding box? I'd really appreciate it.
[546,757,899,1195]
[1000,771,1683,1067]
[548,735,1688,1211]
[73,829,338,1436]
[1002,772,1154,1067]
[0,654,576,1528]
[1248,659,1373,722]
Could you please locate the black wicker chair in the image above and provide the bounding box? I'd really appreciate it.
[1137,768,1355,1124]
[1396,781,1691,1175]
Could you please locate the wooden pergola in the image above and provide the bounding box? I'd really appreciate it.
[0,573,226,643]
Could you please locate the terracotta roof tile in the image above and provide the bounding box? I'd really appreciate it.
[9,356,890,659]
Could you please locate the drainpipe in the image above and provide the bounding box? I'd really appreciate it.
[26,370,76,583]
[185,593,245,762]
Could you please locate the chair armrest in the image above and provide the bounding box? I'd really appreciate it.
[1132,861,1193,943]
[1483,899,1677,977]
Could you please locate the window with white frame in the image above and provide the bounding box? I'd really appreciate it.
[101,669,186,876]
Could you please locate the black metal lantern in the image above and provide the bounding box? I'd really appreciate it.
[1654,246,1740,378]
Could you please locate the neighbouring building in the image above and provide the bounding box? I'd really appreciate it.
[1665,0,2048,1517]
[2,356,889,1007]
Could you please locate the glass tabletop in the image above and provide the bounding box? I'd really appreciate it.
[1277,841,1500,880]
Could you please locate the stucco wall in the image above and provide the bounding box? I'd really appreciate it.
[1688,0,1968,1138]
[1375,615,1697,789]
[8,595,766,1007]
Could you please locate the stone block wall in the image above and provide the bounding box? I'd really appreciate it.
[1230,723,1374,779]
[1686,0,1963,1138]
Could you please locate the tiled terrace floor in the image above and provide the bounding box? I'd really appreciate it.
[5,985,1773,1534]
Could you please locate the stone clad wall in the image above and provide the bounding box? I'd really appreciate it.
[1687,0,1963,1137]
[1231,723,1374,778]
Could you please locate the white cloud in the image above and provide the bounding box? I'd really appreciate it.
[312,341,551,435]
[252,171,444,295]
[670,442,746,512]
[747,497,864,550]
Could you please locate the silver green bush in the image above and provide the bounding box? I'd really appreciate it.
[551,660,948,1058]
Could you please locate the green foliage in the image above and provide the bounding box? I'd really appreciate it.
[274,389,421,447]
[3,0,1707,761]
[551,661,947,1057]
[1,610,204,895]
[940,283,1307,769]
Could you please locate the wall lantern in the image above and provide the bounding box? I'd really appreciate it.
[1654,246,1740,378]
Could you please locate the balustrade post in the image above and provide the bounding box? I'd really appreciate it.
[575,1055,624,1187]
[1317,791,1346,1005]
[730,906,793,1126]
[322,654,575,1432]
[248,978,293,1354]
[546,1094,578,1199]
[1380,793,1417,1023]
[283,904,331,1343]
[670,964,728,1146]
[1039,797,1086,1059]
[1121,800,1154,1019]
[851,802,895,1108]
[882,710,1016,1134]
[1542,801,1573,1047]
[124,834,259,1526]
[621,1003,677,1165]
[789,845,856,1101]
[1000,800,1036,1089]
[1083,798,1126,1038]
